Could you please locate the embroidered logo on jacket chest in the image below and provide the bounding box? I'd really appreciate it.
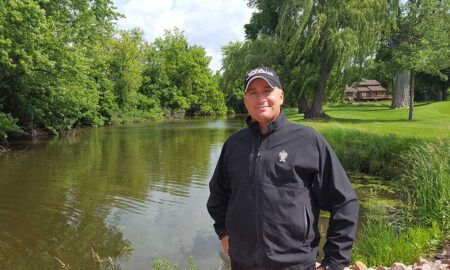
[278,150,288,163]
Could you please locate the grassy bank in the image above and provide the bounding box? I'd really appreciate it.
[286,101,450,267]
[285,100,450,138]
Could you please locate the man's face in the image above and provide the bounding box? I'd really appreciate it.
[244,78,284,125]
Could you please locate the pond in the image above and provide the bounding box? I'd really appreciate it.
[0,117,398,269]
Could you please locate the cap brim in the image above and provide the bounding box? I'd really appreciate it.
[244,76,276,92]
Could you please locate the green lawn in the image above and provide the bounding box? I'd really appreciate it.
[284,100,450,138]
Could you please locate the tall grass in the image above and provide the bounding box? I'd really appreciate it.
[351,138,450,266]
[152,257,196,270]
[399,140,450,233]
[353,218,442,267]
[320,129,420,179]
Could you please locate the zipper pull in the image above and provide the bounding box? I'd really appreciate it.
[257,147,261,157]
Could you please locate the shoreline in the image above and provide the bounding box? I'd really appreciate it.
[346,244,450,270]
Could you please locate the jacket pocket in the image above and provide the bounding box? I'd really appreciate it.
[304,204,311,241]
[259,183,312,257]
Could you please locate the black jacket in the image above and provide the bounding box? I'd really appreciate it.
[207,112,359,270]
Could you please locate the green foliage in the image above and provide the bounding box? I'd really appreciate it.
[152,256,196,270]
[0,112,20,139]
[141,28,226,117]
[278,0,389,117]
[0,2,224,139]
[319,129,418,180]
[245,0,281,39]
[369,0,450,103]
[393,0,450,79]
[0,0,119,133]
[400,140,450,232]
[109,28,145,109]
[153,259,179,270]
[353,218,442,267]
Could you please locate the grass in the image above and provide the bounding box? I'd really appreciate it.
[318,128,419,179]
[348,139,449,267]
[284,100,450,138]
[400,140,450,231]
[152,257,196,270]
[353,219,442,267]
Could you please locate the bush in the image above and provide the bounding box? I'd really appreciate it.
[0,112,21,139]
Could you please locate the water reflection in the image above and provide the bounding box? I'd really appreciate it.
[0,117,244,269]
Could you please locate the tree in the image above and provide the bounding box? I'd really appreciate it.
[245,0,282,40]
[140,29,226,117]
[0,0,119,133]
[277,0,389,118]
[392,71,411,108]
[109,28,145,109]
[392,0,450,120]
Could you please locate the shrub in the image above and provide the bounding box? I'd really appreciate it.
[0,112,21,139]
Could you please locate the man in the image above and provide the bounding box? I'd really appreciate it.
[207,67,359,270]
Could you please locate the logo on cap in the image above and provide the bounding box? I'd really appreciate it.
[244,66,281,92]
[246,68,274,78]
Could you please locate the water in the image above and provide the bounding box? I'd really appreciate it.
[0,118,397,270]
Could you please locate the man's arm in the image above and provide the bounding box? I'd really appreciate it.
[206,142,232,240]
[312,134,359,270]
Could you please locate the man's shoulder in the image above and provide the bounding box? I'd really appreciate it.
[284,120,323,145]
[226,127,251,144]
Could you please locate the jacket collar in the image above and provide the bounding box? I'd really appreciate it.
[246,110,287,135]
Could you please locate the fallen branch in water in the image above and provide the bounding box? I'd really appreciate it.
[54,257,70,269]
[0,144,10,154]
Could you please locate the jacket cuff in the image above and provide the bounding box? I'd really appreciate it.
[321,258,344,270]
[213,223,226,238]
[218,232,228,240]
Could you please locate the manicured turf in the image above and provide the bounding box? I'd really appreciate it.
[285,100,450,138]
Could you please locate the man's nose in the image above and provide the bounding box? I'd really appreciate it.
[257,93,268,103]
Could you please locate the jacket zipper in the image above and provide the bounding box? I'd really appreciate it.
[255,134,262,269]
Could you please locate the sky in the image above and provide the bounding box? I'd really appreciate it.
[113,0,255,72]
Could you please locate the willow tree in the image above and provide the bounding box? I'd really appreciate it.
[278,0,389,118]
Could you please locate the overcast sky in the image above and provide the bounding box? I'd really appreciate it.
[113,0,254,72]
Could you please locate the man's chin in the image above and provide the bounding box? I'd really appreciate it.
[253,114,274,123]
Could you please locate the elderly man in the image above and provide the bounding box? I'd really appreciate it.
[207,67,359,270]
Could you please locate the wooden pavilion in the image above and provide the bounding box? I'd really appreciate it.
[344,80,391,101]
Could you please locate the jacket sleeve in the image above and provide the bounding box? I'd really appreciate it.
[206,141,232,239]
[311,134,359,270]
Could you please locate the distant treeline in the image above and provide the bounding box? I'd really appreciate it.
[0,0,226,139]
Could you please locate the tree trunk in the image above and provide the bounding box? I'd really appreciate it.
[305,43,332,119]
[441,80,449,101]
[297,95,310,114]
[409,71,415,121]
[391,70,410,109]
